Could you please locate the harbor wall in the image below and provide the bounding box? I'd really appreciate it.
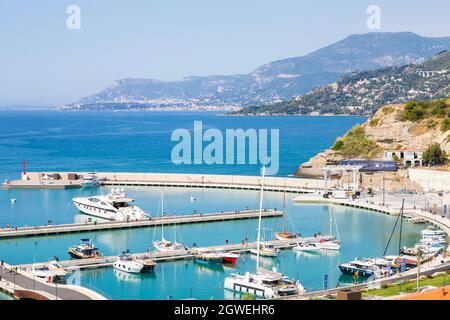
[408,168,450,192]
[22,172,332,190]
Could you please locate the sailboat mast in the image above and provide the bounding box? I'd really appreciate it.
[282,184,286,233]
[398,199,405,254]
[256,166,266,271]
[329,209,332,236]
[161,189,164,240]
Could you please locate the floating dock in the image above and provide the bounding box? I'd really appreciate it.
[15,237,317,271]
[0,209,281,239]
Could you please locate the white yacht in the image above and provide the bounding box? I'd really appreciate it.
[73,188,149,221]
[421,226,446,238]
[224,167,304,299]
[292,242,321,253]
[81,173,101,188]
[113,254,144,274]
[318,239,341,251]
[224,268,304,299]
[31,260,67,282]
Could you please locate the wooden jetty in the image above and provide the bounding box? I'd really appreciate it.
[0,209,280,239]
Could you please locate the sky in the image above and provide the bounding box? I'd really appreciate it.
[0,0,449,106]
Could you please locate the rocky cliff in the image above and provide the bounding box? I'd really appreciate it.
[294,100,450,191]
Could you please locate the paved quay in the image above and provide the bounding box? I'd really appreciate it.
[0,209,280,239]
[0,264,106,300]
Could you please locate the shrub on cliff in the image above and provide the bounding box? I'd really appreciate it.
[423,143,448,166]
[402,98,450,121]
[331,126,381,159]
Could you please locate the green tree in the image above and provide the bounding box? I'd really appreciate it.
[422,143,448,166]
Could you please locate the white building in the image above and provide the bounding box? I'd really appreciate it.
[384,150,423,167]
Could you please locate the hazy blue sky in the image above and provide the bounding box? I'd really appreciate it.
[1,0,449,106]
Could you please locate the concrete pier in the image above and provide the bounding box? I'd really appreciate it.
[0,209,280,239]
[3,171,330,192]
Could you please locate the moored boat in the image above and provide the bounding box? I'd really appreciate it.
[113,253,144,274]
[68,238,102,259]
[338,259,382,278]
[292,242,321,253]
[81,173,101,188]
[223,252,239,264]
[73,188,149,221]
[250,242,279,258]
[274,187,300,241]
[153,189,187,252]
[31,260,67,282]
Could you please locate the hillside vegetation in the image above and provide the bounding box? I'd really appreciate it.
[331,126,382,158]
[401,97,450,133]
[234,51,450,116]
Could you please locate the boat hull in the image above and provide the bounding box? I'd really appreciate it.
[338,265,374,277]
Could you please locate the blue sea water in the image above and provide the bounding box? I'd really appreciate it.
[0,111,366,179]
[0,111,424,300]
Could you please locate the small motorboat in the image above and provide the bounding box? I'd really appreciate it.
[113,253,144,274]
[194,250,225,264]
[408,217,426,224]
[318,239,341,251]
[250,243,279,258]
[31,260,67,282]
[338,259,383,278]
[222,252,239,264]
[292,242,321,253]
[68,239,102,259]
[81,173,101,188]
[421,226,446,238]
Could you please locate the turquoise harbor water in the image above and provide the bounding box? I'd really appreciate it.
[0,111,426,300]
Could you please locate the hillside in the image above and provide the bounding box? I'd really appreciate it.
[295,98,450,179]
[63,32,450,111]
[236,51,450,116]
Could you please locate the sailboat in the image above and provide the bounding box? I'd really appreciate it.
[223,167,305,299]
[153,189,187,252]
[318,207,341,251]
[274,186,300,241]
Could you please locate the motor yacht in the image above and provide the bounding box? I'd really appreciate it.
[113,253,144,274]
[73,188,149,221]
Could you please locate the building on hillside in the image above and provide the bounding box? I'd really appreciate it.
[383,150,423,167]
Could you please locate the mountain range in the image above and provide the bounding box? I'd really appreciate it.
[63,32,450,111]
[235,50,450,115]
